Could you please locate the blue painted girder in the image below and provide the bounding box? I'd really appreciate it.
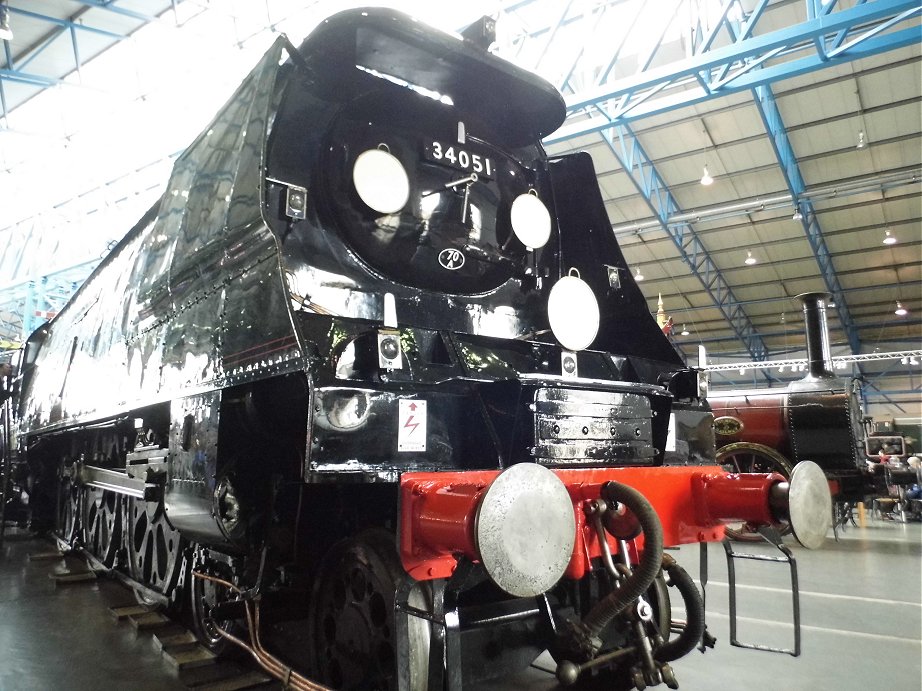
[597,123,771,362]
[546,0,921,144]
[752,83,861,355]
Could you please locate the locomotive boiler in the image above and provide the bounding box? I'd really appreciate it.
[7,9,830,690]
[709,293,868,535]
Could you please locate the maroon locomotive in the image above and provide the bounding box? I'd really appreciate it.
[708,293,876,535]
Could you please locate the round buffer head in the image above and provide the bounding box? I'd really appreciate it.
[788,460,832,550]
[475,463,576,598]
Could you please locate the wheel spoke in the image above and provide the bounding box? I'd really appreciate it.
[190,546,243,656]
[56,479,81,547]
[81,488,121,567]
[127,498,184,603]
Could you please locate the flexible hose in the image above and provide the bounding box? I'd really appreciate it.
[191,570,330,691]
[580,481,664,637]
[654,554,705,662]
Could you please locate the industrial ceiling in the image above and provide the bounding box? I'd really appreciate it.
[0,0,919,418]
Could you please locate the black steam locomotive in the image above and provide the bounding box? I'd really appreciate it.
[6,9,830,690]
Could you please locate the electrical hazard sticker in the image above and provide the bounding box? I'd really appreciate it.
[398,399,427,452]
[666,412,677,452]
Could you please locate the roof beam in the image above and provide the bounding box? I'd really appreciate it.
[712,3,862,355]
[8,6,131,42]
[68,1,159,23]
[538,1,771,363]
[0,259,99,342]
[752,83,861,355]
[546,0,921,144]
[598,123,770,362]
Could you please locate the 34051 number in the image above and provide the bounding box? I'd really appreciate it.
[426,141,494,178]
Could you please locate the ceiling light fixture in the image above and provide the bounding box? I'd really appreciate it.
[633,267,644,282]
[856,130,867,150]
[894,301,908,316]
[680,324,690,336]
[744,250,757,266]
[792,205,803,222]
[883,229,897,245]
[700,166,713,186]
[0,3,12,42]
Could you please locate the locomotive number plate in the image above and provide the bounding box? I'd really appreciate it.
[423,140,495,179]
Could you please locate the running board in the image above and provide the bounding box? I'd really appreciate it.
[65,462,164,501]
[723,526,801,657]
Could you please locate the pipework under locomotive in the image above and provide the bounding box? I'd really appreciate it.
[8,9,832,690]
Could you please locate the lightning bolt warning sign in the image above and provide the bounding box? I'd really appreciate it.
[398,399,427,452]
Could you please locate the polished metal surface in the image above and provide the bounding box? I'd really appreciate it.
[532,387,655,464]
[474,462,575,598]
[165,390,225,544]
[18,40,303,437]
[788,461,833,550]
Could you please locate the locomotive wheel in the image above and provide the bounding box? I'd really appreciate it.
[127,497,185,605]
[190,547,245,657]
[82,487,121,567]
[56,477,82,548]
[717,442,794,541]
[308,528,430,691]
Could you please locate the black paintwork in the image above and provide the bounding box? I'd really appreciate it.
[8,18,722,688]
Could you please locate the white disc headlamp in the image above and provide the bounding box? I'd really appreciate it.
[352,144,410,214]
[548,269,600,351]
[510,190,551,250]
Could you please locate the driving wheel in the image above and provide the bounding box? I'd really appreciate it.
[56,475,81,548]
[127,497,185,605]
[82,487,121,567]
[308,528,430,691]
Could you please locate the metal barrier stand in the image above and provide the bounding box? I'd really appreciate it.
[723,525,801,657]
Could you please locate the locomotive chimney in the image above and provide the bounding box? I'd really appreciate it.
[798,292,835,379]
